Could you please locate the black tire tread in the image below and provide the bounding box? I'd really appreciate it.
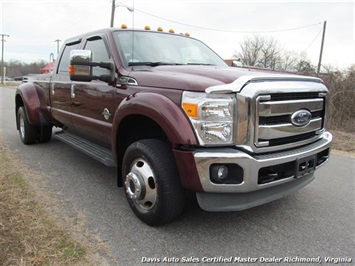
[17,106,38,145]
[122,139,185,226]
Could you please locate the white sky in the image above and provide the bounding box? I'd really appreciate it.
[1,0,354,70]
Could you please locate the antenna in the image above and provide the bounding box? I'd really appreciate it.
[131,0,135,71]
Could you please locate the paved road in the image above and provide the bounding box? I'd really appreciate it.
[1,86,354,265]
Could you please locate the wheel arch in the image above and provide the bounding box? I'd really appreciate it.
[112,92,198,186]
[115,115,168,179]
[15,82,52,129]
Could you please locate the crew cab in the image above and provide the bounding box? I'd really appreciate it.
[15,27,332,225]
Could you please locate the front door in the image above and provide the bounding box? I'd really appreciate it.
[70,35,115,147]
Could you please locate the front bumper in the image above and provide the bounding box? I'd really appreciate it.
[193,131,332,211]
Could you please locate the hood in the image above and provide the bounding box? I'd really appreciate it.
[128,65,266,92]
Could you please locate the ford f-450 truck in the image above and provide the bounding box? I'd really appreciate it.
[15,28,332,225]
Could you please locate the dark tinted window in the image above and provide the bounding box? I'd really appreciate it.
[57,42,80,74]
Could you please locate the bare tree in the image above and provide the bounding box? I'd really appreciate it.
[237,35,264,66]
[277,50,299,72]
[323,65,355,132]
[234,35,282,69]
[234,35,317,73]
[260,37,282,69]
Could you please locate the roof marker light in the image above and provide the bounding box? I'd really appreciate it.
[169,29,175,33]
[157,27,163,31]
[185,32,190,37]
[145,25,151,30]
[121,24,127,29]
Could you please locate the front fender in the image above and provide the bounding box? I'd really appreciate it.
[112,92,198,151]
[15,82,51,127]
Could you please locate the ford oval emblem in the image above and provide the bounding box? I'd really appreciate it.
[291,109,312,127]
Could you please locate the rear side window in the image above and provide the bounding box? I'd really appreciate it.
[57,42,80,74]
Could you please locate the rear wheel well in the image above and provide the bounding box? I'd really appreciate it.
[116,115,169,186]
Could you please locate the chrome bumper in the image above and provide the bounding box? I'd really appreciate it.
[194,130,331,193]
[194,132,332,211]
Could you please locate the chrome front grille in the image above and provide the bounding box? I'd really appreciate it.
[255,93,326,148]
[234,77,329,153]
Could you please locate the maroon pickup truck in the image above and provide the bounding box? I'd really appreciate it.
[15,27,332,225]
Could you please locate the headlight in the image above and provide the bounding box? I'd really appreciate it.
[182,91,235,145]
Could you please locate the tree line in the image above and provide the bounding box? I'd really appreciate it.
[234,34,355,133]
[233,34,317,73]
[2,60,48,79]
[322,66,355,133]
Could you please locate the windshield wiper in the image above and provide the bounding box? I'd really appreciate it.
[128,62,183,67]
[187,63,216,66]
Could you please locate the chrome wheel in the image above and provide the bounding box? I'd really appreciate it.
[122,139,185,225]
[19,114,25,140]
[125,158,157,211]
[17,107,38,144]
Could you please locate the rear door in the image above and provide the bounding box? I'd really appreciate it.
[50,40,81,128]
[70,35,115,146]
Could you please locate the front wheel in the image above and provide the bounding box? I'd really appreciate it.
[122,139,185,226]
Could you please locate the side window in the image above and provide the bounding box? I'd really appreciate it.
[84,37,111,76]
[57,42,80,74]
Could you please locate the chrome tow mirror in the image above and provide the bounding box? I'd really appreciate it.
[69,50,115,83]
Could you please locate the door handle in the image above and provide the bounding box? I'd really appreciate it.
[71,84,76,98]
[51,83,55,95]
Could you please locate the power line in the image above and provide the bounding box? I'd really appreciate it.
[304,27,323,53]
[134,7,322,33]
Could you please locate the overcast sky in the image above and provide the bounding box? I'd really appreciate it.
[1,0,354,70]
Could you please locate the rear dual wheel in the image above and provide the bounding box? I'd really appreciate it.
[122,139,185,226]
[18,107,38,144]
[17,106,52,144]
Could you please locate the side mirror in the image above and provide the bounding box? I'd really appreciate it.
[69,50,115,83]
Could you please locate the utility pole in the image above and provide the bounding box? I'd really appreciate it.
[110,0,116,27]
[110,0,134,27]
[317,21,327,75]
[1,34,10,84]
[54,39,61,59]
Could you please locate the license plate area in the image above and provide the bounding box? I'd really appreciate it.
[295,154,316,178]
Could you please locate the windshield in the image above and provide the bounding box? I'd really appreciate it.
[114,31,227,67]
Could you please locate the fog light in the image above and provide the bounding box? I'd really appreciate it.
[210,164,244,184]
[210,164,229,183]
[217,165,229,180]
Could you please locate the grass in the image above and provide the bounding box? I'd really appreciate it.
[0,140,91,266]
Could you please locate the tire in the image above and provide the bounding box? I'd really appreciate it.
[17,106,38,145]
[38,125,52,143]
[122,139,185,226]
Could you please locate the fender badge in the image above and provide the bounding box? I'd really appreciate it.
[102,108,112,120]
